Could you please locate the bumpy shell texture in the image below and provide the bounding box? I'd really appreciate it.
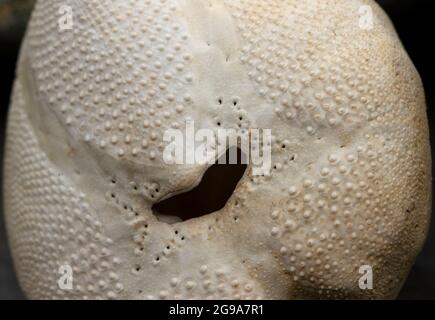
[3,0,431,299]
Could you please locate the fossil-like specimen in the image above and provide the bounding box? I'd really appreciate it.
[3,0,431,299]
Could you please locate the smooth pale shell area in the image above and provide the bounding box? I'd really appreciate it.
[3,0,431,299]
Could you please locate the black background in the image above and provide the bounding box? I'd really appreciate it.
[0,0,434,299]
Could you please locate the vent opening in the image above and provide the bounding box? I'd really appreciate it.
[152,148,247,224]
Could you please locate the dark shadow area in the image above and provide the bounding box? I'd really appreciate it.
[0,0,31,300]
[152,148,247,223]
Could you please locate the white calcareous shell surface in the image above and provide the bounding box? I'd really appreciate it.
[3,0,431,299]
